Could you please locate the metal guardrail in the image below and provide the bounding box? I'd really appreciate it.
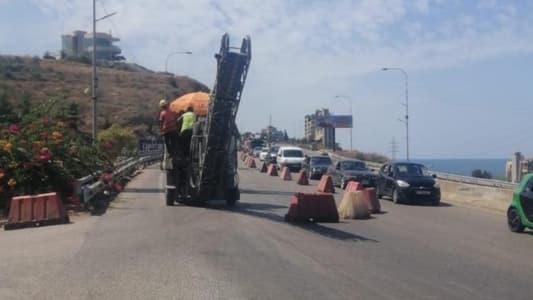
[76,154,163,204]
[326,152,518,190]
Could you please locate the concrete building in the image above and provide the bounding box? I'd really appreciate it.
[61,31,121,60]
[304,109,336,150]
[506,152,533,183]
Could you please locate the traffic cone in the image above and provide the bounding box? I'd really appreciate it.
[248,158,257,168]
[260,162,268,173]
[267,164,278,176]
[317,175,335,193]
[280,167,292,180]
[297,170,309,185]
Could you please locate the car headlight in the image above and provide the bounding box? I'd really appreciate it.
[396,180,410,188]
[433,182,440,189]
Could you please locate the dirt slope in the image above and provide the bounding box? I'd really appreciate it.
[0,55,209,135]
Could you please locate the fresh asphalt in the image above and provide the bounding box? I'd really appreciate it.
[1,162,533,299]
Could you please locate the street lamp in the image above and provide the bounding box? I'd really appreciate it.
[382,67,409,161]
[334,95,353,151]
[91,0,117,144]
[163,51,192,98]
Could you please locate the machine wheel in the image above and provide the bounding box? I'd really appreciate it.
[376,186,383,199]
[166,188,176,206]
[392,188,402,204]
[432,198,441,206]
[507,207,525,233]
[225,188,239,206]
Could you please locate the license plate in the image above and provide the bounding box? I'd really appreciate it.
[416,190,431,195]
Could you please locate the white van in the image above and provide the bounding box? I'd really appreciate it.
[276,146,305,172]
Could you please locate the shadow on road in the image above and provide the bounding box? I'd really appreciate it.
[213,201,378,243]
[123,188,165,193]
[240,189,296,196]
[296,223,378,242]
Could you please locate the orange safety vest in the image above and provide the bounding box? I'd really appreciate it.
[160,109,178,133]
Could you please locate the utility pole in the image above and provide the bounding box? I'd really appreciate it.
[163,51,192,98]
[91,1,117,144]
[92,0,97,143]
[390,137,399,161]
[268,114,272,148]
[382,67,409,160]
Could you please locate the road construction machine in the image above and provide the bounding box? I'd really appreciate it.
[165,34,251,206]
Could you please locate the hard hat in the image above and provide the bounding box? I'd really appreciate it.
[159,99,168,107]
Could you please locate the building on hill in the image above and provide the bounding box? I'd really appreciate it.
[506,152,533,183]
[305,108,336,150]
[61,30,121,61]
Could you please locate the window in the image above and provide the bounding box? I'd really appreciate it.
[525,178,533,192]
[341,161,366,170]
[394,164,429,176]
[310,156,331,165]
[283,150,303,157]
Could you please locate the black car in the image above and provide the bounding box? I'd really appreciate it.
[376,162,440,205]
[303,155,332,180]
[327,159,377,189]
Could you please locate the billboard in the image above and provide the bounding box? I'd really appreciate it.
[330,115,353,128]
[138,138,164,156]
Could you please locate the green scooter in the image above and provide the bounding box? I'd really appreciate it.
[507,173,533,232]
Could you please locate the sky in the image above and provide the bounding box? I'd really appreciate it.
[1,0,533,159]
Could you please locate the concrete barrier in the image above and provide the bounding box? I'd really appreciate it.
[439,180,512,213]
[285,193,339,223]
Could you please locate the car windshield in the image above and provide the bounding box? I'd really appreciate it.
[310,156,331,165]
[341,161,366,170]
[394,164,430,177]
[284,150,303,157]
[270,147,279,153]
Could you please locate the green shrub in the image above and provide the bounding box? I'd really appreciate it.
[97,124,137,159]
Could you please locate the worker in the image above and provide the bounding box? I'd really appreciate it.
[159,99,179,156]
[178,106,196,157]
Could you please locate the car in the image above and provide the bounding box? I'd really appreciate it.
[252,146,262,157]
[276,146,305,172]
[327,159,377,189]
[259,147,269,161]
[507,173,533,233]
[304,155,332,180]
[376,161,440,205]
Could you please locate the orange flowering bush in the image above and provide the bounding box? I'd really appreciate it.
[0,99,112,210]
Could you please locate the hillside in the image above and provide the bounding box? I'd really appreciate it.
[0,55,209,135]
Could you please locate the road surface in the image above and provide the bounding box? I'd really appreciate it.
[1,162,533,299]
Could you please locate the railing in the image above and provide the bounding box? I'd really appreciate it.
[74,153,163,205]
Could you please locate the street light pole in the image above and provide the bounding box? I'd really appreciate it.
[91,1,117,144]
[163,51,192,98]
[334,95,353,151]
[382,67,409,161]
[92,0,96,143]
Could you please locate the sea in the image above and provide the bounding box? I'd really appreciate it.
[412,159,507,178]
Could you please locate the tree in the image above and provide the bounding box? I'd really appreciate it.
[283,130,288,141]
[471,169,492,179]
[97,124,137,159]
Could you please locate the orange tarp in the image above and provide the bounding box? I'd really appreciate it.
[170,92,209,116]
